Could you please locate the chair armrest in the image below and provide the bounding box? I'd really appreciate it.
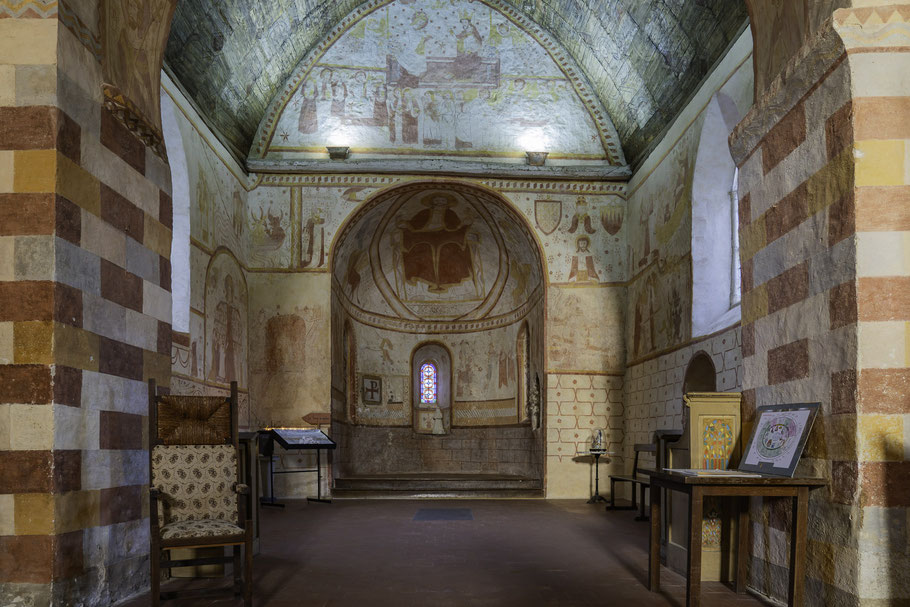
[233,483,250,495]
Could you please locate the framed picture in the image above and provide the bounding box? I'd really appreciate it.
[739,403,819,477]
[361,375,382,405]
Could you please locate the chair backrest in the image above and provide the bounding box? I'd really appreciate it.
[148,380,240,525]
[151,444,239,524]
[150,380,237,446]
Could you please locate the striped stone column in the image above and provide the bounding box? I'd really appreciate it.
[0,1,174,604]
[732,5,910,604]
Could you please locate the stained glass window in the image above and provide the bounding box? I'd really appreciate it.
[419,362,438,404]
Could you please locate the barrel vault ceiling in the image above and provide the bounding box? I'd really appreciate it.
[164,0,748,169]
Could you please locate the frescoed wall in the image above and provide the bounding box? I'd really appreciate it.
[251,0,624,166]
[625,123,700,363]
[163,79,253,425]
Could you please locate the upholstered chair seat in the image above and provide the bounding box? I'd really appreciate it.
[160,519,245,541]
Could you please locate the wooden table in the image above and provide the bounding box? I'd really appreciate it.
[643,470,826,607]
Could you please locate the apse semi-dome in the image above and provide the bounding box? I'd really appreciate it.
[332,182,543,332]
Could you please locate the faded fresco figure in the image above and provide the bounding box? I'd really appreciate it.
[212,275,243,383]
[398,194,473,293]
[402,88,420,144]
[421,90,443,146]
[297,78,319,134]
[430,405,445,434]
[568,236,600,283]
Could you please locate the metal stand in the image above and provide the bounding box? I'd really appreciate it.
[260,454,284,509]
[587,451,607,504]
[306,448,331,504]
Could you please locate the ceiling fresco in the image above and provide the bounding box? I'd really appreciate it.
[332,182,543,331]
[252,0,623,166]
[165,0,748,168]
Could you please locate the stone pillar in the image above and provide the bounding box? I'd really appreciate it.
[0,1,175,604]
[732,4,910,604]
[836,6,910,604]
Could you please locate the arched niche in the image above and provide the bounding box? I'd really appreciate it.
[329,181,546,488]
[683,351,717,394]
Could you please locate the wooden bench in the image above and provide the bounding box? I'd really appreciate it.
[607,442,655,520]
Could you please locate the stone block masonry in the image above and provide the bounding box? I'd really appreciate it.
[545,373,624,498]
[0,4,173,606]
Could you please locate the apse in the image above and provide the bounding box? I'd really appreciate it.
[329,181,546,491]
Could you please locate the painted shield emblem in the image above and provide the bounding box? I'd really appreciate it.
[600,204,624,235]
[534,199,562,235]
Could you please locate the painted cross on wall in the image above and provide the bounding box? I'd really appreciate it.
[362,375,383,405]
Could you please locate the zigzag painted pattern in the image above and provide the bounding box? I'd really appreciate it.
[58,0,100,60]
[837,6,910,49]
[0,0,57,18]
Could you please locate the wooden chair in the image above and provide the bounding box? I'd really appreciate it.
[148,379,253,606]
[607,442,655,521]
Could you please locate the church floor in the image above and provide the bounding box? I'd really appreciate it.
[122,499,771,606]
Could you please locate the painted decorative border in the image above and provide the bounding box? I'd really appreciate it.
[256,172,627,196]
[333,276,543,334]
[249,0,626,167]
[103,83,167,159]
[59,0,101,61]
[0,0,56,18]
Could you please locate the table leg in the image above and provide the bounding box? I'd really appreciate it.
[648,482,661,591]
[789,486,809,606]
[636,483,649,521]
[736,496,750,593]
[686,487,704,607]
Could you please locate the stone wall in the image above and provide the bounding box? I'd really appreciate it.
[0,1,174,604]
[239,177,627,499]
[619,29,752,481]
[333,424,542,478]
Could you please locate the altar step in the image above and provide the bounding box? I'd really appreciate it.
[332,474,543,498]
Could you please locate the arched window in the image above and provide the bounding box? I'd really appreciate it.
[412,343,451,435]
[419,362,438,405]
[160,88,191,333]
[691,91,745,336]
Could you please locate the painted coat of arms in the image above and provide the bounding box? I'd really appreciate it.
[534,199,562,235]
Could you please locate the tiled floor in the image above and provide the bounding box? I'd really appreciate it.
[122,499,772,606]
